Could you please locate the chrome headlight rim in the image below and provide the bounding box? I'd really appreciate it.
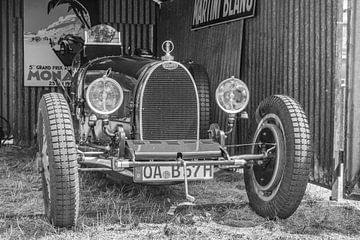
[215,77,250,114]
[85,77,124,115]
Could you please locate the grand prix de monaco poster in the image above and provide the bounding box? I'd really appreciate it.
[24,0,84,87]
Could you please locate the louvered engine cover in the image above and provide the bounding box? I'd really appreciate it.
[140,62,199,140]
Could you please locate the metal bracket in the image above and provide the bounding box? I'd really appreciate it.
[208,123,227,147]
[331,150,344,201]
[340,78,346,88]
[181,159,195,202]
[117,126,126,158]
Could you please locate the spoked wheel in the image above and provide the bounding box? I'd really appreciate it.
[244,95,311,219]
[37,93,79,227]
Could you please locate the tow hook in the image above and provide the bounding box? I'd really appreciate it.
[177,153,195,202]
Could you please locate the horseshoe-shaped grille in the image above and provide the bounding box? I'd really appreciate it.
[140,63,199,140]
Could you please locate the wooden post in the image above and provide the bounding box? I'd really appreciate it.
[337,0,360,198]
[332,0,348,201]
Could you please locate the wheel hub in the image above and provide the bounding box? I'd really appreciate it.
[251,114,286,200]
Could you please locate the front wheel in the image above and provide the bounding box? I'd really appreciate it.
[244,95,311,219]
[37,93,79,227]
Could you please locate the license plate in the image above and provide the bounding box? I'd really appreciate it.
[133,165,213,182]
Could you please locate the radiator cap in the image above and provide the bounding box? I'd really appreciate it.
[161,40,174,61]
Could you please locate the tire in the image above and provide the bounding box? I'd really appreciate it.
[37,93,79,227]
[244,95,311,219]
[183,62,211,139]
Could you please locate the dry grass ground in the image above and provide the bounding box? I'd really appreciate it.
[1,146,360,240]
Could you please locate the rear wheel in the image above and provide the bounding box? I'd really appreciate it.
[244,95,311,219]
[37,93,79,227]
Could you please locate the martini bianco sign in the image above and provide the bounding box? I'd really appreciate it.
[192,0,256,30]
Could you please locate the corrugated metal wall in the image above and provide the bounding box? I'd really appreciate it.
[99,0,157,55]
[241,0,337,187]
[0,0,41,146]
[158,0,338,188]
[0,0,80,146]
[0,0,157,146]
[1,0,339,188]
[157,0,244,146]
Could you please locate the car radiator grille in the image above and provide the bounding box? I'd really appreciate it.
[141,64,198,140]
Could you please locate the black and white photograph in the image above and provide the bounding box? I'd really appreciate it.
[1,0,360,239]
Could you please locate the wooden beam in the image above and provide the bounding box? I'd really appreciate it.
[345,0,360,195]
[331,0,347,201]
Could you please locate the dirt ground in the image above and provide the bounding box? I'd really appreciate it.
[1,146,360,240]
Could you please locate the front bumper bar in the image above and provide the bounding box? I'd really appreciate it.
[78,153,266,170]
[78,151,267,202]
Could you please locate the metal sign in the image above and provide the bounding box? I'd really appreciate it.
[192,0,256,30]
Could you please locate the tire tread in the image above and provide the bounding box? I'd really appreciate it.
[245,95,312,219]
[38,93,79,227]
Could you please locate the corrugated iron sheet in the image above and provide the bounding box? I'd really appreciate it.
[0,0,75,146]
[99,0,157,54]
[0,0,339,188]
[0,0,157,146]
[241,0,337,187]
[157,0,244,148]
[158,0,338,188]
[1,0,44,146]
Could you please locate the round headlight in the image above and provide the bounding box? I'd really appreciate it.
[86,77,124,115]
[215,77,249,114]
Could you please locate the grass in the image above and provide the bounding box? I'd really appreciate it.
[1,146,360,239]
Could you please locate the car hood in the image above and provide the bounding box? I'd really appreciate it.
[84,55,158,79]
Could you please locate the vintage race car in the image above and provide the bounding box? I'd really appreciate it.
[36,2,311,228]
